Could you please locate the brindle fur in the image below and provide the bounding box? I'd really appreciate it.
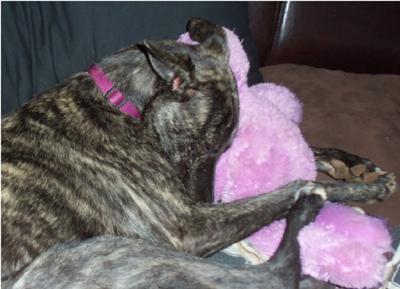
[1,18,396,288]
[7,194,325,289]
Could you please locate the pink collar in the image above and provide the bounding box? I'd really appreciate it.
[88,64,142,120]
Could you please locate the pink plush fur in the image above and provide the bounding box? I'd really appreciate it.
[178,28,392,289]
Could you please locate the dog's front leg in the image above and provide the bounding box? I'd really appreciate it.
[170,169,395,256]
[252,193,325,289]
[175,180,312,256]
[187,154,217,203]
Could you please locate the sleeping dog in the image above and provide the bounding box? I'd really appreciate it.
[2,18,396,288]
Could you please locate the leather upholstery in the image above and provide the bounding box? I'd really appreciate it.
[249,2,400,74]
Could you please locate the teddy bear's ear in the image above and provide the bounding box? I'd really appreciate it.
[187,18,228,62]
[141,40,192,87]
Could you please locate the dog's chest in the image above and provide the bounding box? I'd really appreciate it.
[69,139,187,236]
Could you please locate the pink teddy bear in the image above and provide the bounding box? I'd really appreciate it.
[179,28,392,289]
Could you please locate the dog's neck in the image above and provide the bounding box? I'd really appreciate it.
[88,64,142,120]
[96,47,159,117]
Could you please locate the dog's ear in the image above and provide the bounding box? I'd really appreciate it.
[141,41,192,89]
[187,18,228,61]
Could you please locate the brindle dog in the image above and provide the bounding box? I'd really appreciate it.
[1,18,396,288]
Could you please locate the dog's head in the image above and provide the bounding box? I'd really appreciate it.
[141,19,239,157]
[139,19,239,202]
[99,19,238,188]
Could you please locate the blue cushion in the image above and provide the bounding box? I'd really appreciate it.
[2,2,262,115]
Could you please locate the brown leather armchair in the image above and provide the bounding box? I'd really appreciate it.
[249,2,400,74]
[248,2,400,226]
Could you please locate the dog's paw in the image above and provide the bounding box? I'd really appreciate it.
[323,171,397,204]
[334,159,387,184]
[313,147,387,183]
[295,182,327,201]
[289,194,324,226]
[366,172,397,203]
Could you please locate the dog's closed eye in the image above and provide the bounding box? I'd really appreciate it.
[171,76,197,98]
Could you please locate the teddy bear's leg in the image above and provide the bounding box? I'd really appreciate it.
[251,194,324,289]
[312,147,390,183]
